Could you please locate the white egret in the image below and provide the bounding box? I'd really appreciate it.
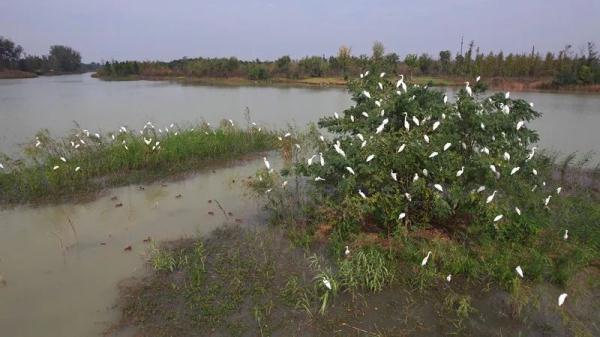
[307,155,316,166]
[558,293,567,306]
[320,153,325,166]
[334,112,339,119]
[53,165,60,170]
[476,75,481,82]
[366,154,375,162]
[434,184,443,192]
[263,157,271,170]
[375,100,381,107]
[378,82,383,90]
[391,170,398,181]
[365,70,370,76]
[503,152,511,161]
[481,147,490,155]
[144,138,152,145]
[563,229,568,240]
[362,90,371,99]
[526,147,537,161]
[345,167,355,175]
[345,246,350,256]
[284,132,291,138]
[556,187,562,195]
[443,143,452,151]
[315,176,325,181]
[356,133,364,142]
[443,95,448,104]
[412,116,420,126]
[486,190,497,204]
[515,207,521,215]
[60,157,67,163]
[295,143,301,150]
[446,274,452,282]
[456,166,464,177]
[376,118,389,134]
[403,112,410,131]
[0,163,3,169]
[516,121,524,130]
[421,251,432,266]
[515,266,524,278]
[480,123,486,130]
[429,151,439,158]
[361,140,367,148]
[505,91,510,99]
[398,144,406,153]
[380,72,385,78]
[350,115,355,122]
[358,190,367,199]
[490,165,497,174]
[432,121,440,131]
[511,167,520,175]
[398,212,406,220]
[282,180,288,188]
[413,173,419,182]
[493,214,503,222]
[465,81,472,96]
[477,185,486,193]
[75,166,81,172]
[424,134,430,143]
[323,278,332,290]
[362,112,369,118]
[319,135,325,142]
[532,168,538,176]
[405,193,412,201]
[502,104,510,114]
[544,195,552,206]
[422,168,428,177]
[334,143,346,158]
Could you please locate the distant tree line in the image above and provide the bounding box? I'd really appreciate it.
[0,36,93,74]
[95,40,599,86]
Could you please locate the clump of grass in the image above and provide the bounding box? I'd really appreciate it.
[338,245,395,293]
[0,121,278,204]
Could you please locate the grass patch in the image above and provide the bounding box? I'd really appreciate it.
[0,122,277,204]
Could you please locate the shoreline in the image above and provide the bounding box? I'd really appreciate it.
[0,69,91,79]
[92,73,600,93]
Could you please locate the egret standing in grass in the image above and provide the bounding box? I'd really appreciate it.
[421,251,432,266]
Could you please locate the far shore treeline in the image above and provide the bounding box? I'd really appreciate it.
[0,36,98,77]
[95,41,600,88]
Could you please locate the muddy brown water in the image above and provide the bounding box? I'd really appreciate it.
[1,74,599,336]
[0,156,279,337]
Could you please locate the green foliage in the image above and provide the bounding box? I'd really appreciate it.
[300,74,550,243]
[0,123,277,203]
[48,45,81,72]
[338,246,394,292]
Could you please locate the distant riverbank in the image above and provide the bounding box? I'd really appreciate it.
[0,69,37,79]
[92,73,600,92]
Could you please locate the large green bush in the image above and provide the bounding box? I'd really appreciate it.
[298,74,558,242]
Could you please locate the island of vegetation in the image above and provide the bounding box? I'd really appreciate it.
[112,74,599,336]
[94,41,600,92]
[0,36,98,78]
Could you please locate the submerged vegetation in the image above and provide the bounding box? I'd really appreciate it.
[116,74,600,336]
[0,121,277,204]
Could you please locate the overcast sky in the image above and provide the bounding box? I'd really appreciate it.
[1,0,599,63]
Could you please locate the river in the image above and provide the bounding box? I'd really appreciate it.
[0,74,599,336]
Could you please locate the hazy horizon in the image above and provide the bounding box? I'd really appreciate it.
[2,0,599,63]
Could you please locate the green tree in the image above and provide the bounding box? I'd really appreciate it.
[371,41,385,62]
[49,45,81,72]
[439,50,451,73]
[0,36,23,69]
[404,54,418,79]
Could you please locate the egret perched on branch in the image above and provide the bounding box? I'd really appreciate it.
[486,190,497,204]
[505,91,510,99]
[556,187,562,194]
[412,116,420,126]
[443,143,452,151]
[503,152,511,161]
[398,212,406,220]
[362,90,371,99]
[434,184,443,192]
[456,166,464,177]
[403,113,410,131]
[345,167,356,175]
[432,121,440,131]
[424,134,430,143]
[510,167,520,175]
[516,121,524,130]
[544,195,552,206]
[362,112,369,118]
[334,142,346,158]
[307,154,316,166]
[358,190,367,199]
[376,118,389,134]
[366,154,375,163]
[429,151,438,158]
[493,214,503,222]
[465,81,472,97]
[443,95,448,104]
[391,170,398,181]
[398,143,406,153]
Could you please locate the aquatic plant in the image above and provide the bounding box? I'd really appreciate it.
[0,121,277,203]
